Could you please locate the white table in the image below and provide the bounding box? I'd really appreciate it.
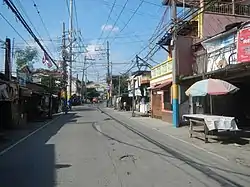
[183,114,239,143]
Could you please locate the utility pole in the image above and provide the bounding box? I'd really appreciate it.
[132,55,138,117]
[68,0,74,99]
[11,38,15,71]
[62,22,68,113]
[106,41,110,107]
[5,38,11,81]
[118,75,121,96]
[85,67,87,83]
[110,60,113,106]
[81,56,86,101]
[97,71,100,83]
[171,0,179,127]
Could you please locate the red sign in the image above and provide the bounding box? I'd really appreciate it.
[237,27,250,63]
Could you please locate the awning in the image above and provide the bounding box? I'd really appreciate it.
[0,84,9,100]
[20,87,32,97]
[152,81,172,90]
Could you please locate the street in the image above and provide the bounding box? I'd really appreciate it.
[0,105,250,187]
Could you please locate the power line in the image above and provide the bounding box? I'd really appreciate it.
[141,0,162,7]
[15,0,41,37]
[65,0,70,16]
[0,12,30,46]
[96,0,117,45]
[99,2,150,49]
[124,7,178,62]
[3,0,58,68]
[14,0,54,58]
[110,0,145,44]
[95,0,161,20]
[122,0,217,73]
[102,0,129,44]
[73,0,79,31]
[31,0,58,54]
[150,6,170,43]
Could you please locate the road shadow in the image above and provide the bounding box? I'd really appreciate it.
[0,112,78,187]
[92,122,250,180]
[100,109,250,187]
[72,106,97,112]
[178,123,250,145]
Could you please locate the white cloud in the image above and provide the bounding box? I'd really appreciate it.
[101,24,119,32]
[84,40,105,59]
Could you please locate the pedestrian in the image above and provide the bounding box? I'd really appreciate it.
[123,101,127,111]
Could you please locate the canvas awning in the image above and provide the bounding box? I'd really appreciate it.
[152,81,172,90]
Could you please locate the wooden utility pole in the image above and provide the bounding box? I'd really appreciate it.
[5,38,11,81]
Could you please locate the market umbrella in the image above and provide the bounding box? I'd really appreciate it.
[185,79,239,114]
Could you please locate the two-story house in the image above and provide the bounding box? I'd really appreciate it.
[156,0,250,125]
[172,0,250,127]
[128,71,151,113]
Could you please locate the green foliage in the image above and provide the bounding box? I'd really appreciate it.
[86,87,100,99]
[15,47,38,69]
[112,74,128,95]
[41,76,61,93]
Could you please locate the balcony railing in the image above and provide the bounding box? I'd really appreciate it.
[193,43,237,74]
[206,2,250,17]
[151,59,172,80]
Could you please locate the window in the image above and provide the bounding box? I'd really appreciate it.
[164,89,172,111]
[190,21,198,37]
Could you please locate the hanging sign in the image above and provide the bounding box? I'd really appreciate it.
[237,27,250,63]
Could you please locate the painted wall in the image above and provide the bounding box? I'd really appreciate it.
[176,36,195,76]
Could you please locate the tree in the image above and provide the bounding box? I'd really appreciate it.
[41,75,61,93]
[86,88,100,99]
[15,47,38,69]
[112,74,128,95]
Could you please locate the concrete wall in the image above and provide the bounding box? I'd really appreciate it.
[176,36,195,77]
[162,111,172,123]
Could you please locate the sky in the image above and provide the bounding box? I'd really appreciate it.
[0,0,171,82]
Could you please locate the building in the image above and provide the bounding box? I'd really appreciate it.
[71,77,81,96]
[163,0,250,41]
[149,39,193,123]
[127,71,151,113]
[182,21,250,128]
[151,0,250,125]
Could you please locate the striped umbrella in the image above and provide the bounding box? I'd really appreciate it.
[185,79,239,97]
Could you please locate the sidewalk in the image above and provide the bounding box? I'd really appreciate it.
[0,113,63,153]
[104,108,250,167]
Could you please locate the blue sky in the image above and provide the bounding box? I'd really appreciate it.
[0,0,171,82]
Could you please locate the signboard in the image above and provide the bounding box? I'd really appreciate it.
[202,32,236,72]
[202,33,235,54]
[237,28,250,63]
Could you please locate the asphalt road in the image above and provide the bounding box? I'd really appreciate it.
[0,105,250,187]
